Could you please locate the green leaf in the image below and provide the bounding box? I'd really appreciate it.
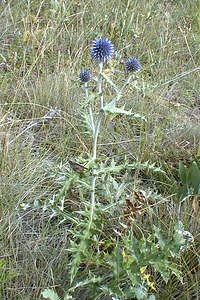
[42,289,61,300]
[101,73,119,92]
[67,272,102,294]
[151,260,170,283]
[80,110,94,136]
[133,285,148,300]
[179,184,190,199]
[173,221,186,249]
[56,175,77,201]
[96,159,125,175]
[168,262,183,282]
[190,161,200,193]
[107,245,123,278]
[104,104,132,115]
[69,238,88,283]
[101,283,124,298]
[96,160,165,175]
[153,226,166,250]
[179,161,187,184]
[148,295,156,300]
[80,92,98,109]
[64,295,75,300]
[103,104,146,120]
[196,143,200,158]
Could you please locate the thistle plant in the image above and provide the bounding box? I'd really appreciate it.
[89,38,115,231]
[42,38,193,300]
[81,38,142,233]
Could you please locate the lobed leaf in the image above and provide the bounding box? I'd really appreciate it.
[42,289,61,300]
[103,104,146,121]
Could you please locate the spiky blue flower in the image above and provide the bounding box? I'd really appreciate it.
[79,69,92,83]
[125,57,141,73]
[90,38,114,63]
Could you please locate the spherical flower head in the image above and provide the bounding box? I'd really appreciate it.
[79,69,92,83]
[90,38,114,63]
[125,57,141,73]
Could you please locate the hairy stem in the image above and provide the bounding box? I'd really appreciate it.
[85,82,95,135]
[89,62,104,229]
[98,62,104,109]
[108,74,133,107]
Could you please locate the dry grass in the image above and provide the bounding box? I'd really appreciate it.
[0,0,199,299]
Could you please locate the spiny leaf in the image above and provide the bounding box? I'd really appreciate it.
[133,285,148,300]
[42,289,61,300]
[80,92,98,110]
[64,293,76,300]
[80,110,94,136]
[67,272,102,293]
[96,160,165,175]
[103,104,146,121]
[64,295,75,300]
[101,73,119,92]
[153,226,166,250]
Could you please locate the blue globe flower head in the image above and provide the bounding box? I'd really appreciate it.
[125,57,141,73]
[79,69,92,83]
[90,37,114,63]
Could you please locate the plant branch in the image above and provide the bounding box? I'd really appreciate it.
[85,82,95,135]
[98,62,104,109]
[107,74,133,107]
[89,62,104,229]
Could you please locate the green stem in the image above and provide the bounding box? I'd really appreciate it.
[120,74,133,94]
[92,111,104,160]
[85,82,95,135]
[98,62,104,109]
[89,74,135,228]
[89,62,104,229]
[108,74,133,107]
